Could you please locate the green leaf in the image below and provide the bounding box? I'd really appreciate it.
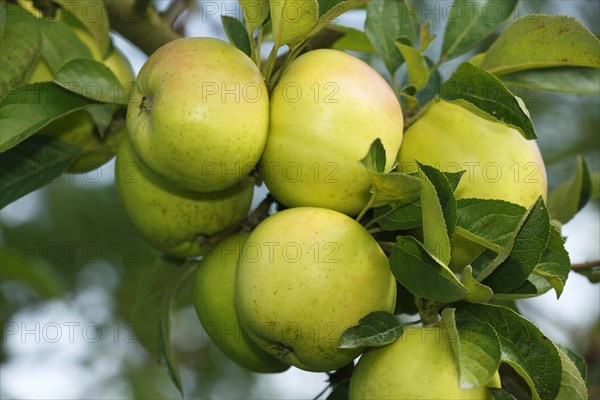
[365,0,417,75]
[502,67,600,95]
[490,277,550,302]
[0,3,42,96]
[457,303,562,400]
[221,15,252,57]
[0,135,80,209]
[440,63,537,140]
[310,0,367,38]
[470,199,539,281]
[54,0,110,57]
[40,17,94,73]
[556,344,587,382]
[482,197,551,293]
[239,0,270,32]
[270,0,318,47]
[130,257,195,396]
[555,346,589,400]
[0,82,95,152]
[441,308,501,389]
[327,380,350,400]
[419,162,457,265]
[338,311,403,349]
[480,15,600,76]
[54,59,128,104]
[456,199,527,250]
[361,138,386,173]
[460,266,494,304]
[87,103,114,137]
[331,25,374,53]
[440,0,518,62]
[548,155,592,224]
[488,388,518,400]
[445,170,465,192]
[373,171,462,232]
[414,56,442,105]
[419,20,435,52]
[532,226,570,298]
[367,172,422,209]
[373,197,422,231]
[395,41,429,91]
[390,236,469,303]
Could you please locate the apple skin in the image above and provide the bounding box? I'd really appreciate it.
[396,100,547,270]
[260,49,404,216]
[235,207,397,372]
[127,37,269,192]
[397,99,547,206]
[193,233,290,373]
[115,138,254,258]
[349,325,501,399]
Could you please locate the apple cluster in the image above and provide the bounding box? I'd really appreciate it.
[116,36,547,397]
[116,36,402,374]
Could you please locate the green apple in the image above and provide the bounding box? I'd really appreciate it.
[115,138,254,258]
[235,207,397,372]
[193,233,290,373]
[397,100,547,269]
[260,49,404,216]
[349,325,501,399]
[397,99,547,206]
[127,37,269,192]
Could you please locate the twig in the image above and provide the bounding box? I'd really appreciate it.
[571,261,600,271]
[103,0,181,55]
[159,0,191,26]
[240,194,276,231]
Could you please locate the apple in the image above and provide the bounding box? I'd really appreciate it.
[115,138,254,258]
[397,99,547,269]
[235,207,397,372]
[193,233,290,373]
[260,49,404,216]
[349,325,501,399]
[397,99,547,206]
[126,37,269,192]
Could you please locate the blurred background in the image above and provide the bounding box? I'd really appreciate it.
[1,1,598,398]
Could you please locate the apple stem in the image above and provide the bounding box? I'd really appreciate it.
[368,227,383,235]
[356,193,376,224]
[311,385,329,400]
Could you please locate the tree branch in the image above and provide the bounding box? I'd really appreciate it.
[103,0,182,56]
[571,260,600,271]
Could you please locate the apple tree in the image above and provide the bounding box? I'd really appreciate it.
[1,0,599,398]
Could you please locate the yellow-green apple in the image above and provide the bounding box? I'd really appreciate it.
[260,49,404,216]
[193,233,290,373]
[115,138,254,258]
[235,207,397,372]
[397,99,547,206]
[397,99,547,269]
[126,37,269,192]
[349,325,501,399]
